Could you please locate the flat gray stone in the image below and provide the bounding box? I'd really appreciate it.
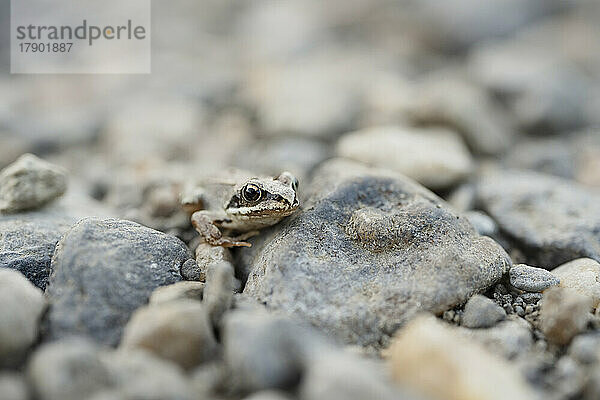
[476,168,600,268]
[510,264,560,292]
[241,159,511,348]
[45,218,191,345]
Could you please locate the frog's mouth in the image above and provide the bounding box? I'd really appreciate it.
[232,196,299,217]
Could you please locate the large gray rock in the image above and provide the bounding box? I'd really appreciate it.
[45,218,191,345]
[0,269,46,368]
[242,159,511,347]
[476,168,600,268]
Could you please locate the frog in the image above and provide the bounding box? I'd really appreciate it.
[181,171,299,247]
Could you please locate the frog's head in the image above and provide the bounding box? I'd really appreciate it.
[225,172,299,218]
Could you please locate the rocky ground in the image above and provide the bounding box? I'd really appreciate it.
[1,0,600,399]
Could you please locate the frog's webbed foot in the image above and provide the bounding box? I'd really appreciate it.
[191,211,252,248]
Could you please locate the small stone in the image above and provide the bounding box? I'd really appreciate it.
[99,349,193,400]
[525,305,534,314]
[387,315,538,400]
[28,338,112,400]
[458,318,533,359]
[521,292,543,304]
[443,310,456,322]
[120,300,218,369]
[149,281,205,305]
[0,269,46,368]
[552,258,600,307]
[335,126,473,189]
[0,373,29,400]
[462,294,506,329]
[404,74,513,155]
[300,354,413,400]
[188,361,227,400]
[540,287,592,345]
[513,296,525,307]
[552,355,588,399]
[222,309,327,393]
[568,334,600,364]
[180,258,204,281]
[190,243,233,282]
[0,153,67,213]
[203,262,236,329]
[509,264,560,292]
[45,218,191,345]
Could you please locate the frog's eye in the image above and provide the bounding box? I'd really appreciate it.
[241,183,262,203]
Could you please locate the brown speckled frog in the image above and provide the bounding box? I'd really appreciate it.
[181,171,299,247]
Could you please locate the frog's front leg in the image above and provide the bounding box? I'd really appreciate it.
[191,210,252,248]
